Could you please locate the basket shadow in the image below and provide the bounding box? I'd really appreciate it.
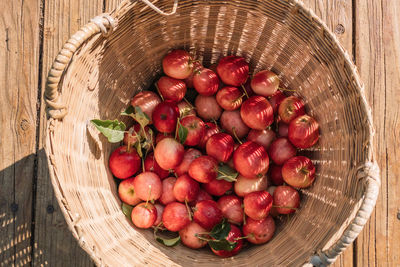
[0,150,94,266]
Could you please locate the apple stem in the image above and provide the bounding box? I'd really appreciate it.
[196,231,209,236]
[234,234,253,240]
[152,222,166,232]
[243,213,247,225]
[240,84,249,99]
[185,200,193,221]
[210,118,219,127]
[194,234,213,242]
[126,141,132,153]
[272,205,299,210]
[155,83,164,101]
[141,156,145,173]
[231,127,243,145]
[194,234,232,244]
[233,93,246,104]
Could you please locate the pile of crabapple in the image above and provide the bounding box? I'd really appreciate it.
[96,49,320,257]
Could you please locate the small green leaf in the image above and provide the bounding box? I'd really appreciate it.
[208,239,237,251]
[121,105,135,116]
[209,219,231,240]
[122,203,133,218]
[91,119,126,143]
[217,164,239,182]
[154,227,181,247]
[177,122,189,144]
[121,106,150,129]
[156,235,181,247]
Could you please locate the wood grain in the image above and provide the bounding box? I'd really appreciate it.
[0,0,394,266]
[301,1,354,266]
[355,0,400,266]
[0,0,40,266]
[33,0,102,266]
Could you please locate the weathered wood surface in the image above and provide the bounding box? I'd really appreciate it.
[354,0,400,266]
[0,0,40,266]
[34,0,102,266]
[0,0,398,266]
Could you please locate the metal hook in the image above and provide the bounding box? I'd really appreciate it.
[141,0,178,16]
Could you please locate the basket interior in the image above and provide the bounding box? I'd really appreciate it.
[48,0,371,266]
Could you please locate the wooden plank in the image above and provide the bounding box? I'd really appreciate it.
[0,0,40,266]
[33,0,103,266]
[355,0,400,266]
[301,1,354,266]
[381,2,400,265]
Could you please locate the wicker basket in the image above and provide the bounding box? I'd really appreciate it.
[44,0,380,266]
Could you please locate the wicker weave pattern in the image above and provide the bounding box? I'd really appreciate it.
[45,0,379,266]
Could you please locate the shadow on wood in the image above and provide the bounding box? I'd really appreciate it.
[0,149,94,267]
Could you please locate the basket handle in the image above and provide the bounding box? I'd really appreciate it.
[45,1,179,120]
[45,14,117,119]
[141,0,178,16]
[309,162,380,266]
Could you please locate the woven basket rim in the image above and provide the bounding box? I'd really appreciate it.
[44,0,379,266]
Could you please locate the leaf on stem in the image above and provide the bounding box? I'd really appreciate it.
[121,106,150,128]
[209,219,231,240]
[177,121,188,144]
[121,105,135,116]
[217,164,238,182]
[156,235,181,247]
[121,203,133,218]
[208,239,237,251]
[154,227,181,247]
[91,119,126,143]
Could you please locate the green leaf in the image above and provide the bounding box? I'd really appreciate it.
[209,219,231,240]
[133,106,150,128]
[91,119,126,143]
[156,235,181,247]
[121,106,150,129]
[208,239,237,251]
[121,105,135,116]
[154,227,181,247]
[217,164,239,182]
[121,203,133,218]
[177,122,188,144]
